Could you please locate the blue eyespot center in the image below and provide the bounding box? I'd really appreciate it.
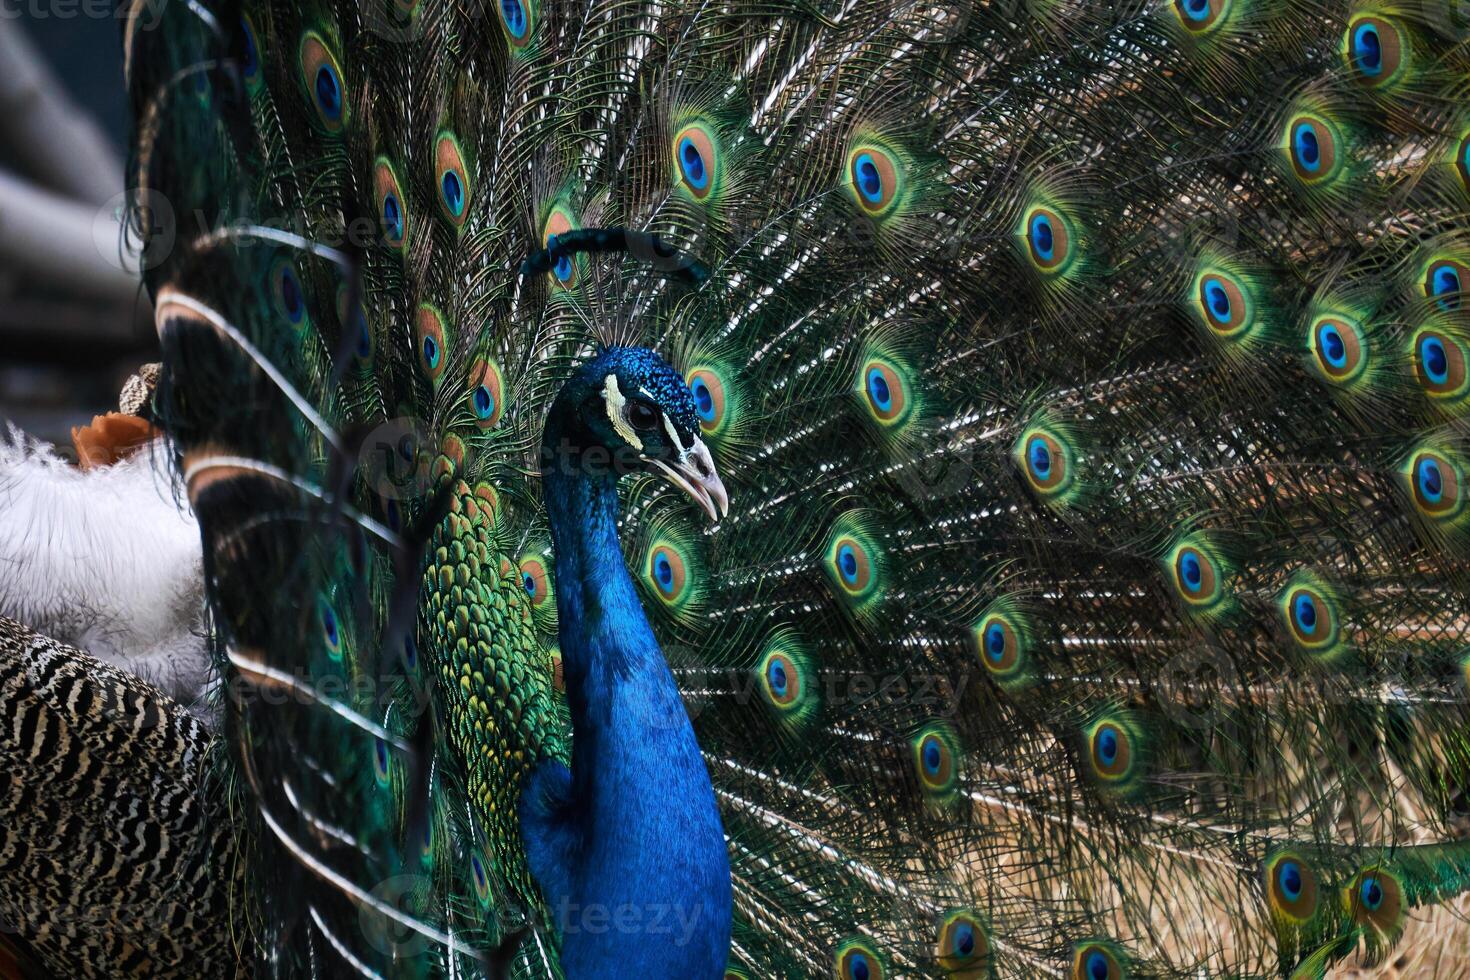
[1319,324,1346,367]
[473,385,494,419]
[1293,123,1320,171]
[241,18,259,76]
[1353,23,1382,74]
[866,368,892,411]
[854,153,883,203]
[1182,0,1210,20]
[1096,726,1118,766]
[984,623,1006,662]
[1279,860,1303,901]
[1029,213,1055,261]
[654,553,674,589]
[1028,437,1051,479]
[838,544,859,583]
[1433,267,1462,309]
[1418,458,1444,501]
[422,335,439,368]
[679,137,708,188]
[523,572,537,596]
[1203,278,1231,323]
[1180,551,1202,590]
[383,193,403,239]
[321,605,339,646]
[315,65,341,119]
[850,954,870,980]
[471,854,487,889]
[691,377,715,420]
[922,737,942,775]
[1087,950,1109,980]
[442,170,465,217]
[501,0,527,37]
[1293,593,1318,633]
[1361,877,1384,910]
[767,659,788,696]
[374,738,389,772]
[953,923,975,956]
[281,269,304,322]
[1422,336,1449,383]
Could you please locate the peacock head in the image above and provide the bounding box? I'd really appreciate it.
[544,346,729,520]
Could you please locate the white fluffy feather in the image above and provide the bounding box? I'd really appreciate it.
[0,425,212,712]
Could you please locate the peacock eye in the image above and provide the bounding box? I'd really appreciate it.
[628,400,660,432]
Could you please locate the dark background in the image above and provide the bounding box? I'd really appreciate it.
[1,9,154,452]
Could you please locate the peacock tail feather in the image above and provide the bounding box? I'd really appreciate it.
[117,0,1470,975]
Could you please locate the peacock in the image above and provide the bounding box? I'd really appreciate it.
[23,0,1466,975]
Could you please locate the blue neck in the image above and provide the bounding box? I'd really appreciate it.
[528,454,730,978]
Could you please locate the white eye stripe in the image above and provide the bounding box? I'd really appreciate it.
[602,374,644,451]
[662,413,688,453]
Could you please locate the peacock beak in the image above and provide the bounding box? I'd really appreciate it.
[649,437,729,522]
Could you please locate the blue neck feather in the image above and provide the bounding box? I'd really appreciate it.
[519,450,731,979]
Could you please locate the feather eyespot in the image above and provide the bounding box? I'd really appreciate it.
[1346,16,1405,87]
[936,911,990,976]
[1169,542,1223,610]
[1287,116,1340,184]
[846,143,903,217]
[497,0,535,47]
[686,368,727,434]
[1023,207,1074,274]
[468,358,505,428]
[1197,273,1249,336]
[1072,945,1123,980]
[1090,724,1130,778]
[647,545,689,603]
[319,598,342,659]
[755,634,818,728]
[299,32,346,132]
[862,359,907,423]
[913,724,960,800]
[1407,450,1464,521]
[240,15,262,91]
[519,557,550,607]
[470,852,491,906]
[372,738,391,788]
[825,515,885,613]
[1345,868,1403,933]
[270,257,309,329]
[1278,576,1346,662]
[1265,852,1319,923]
[673,123,720,200]
[761,651,799,706]
[978,616,1019,672]
[542,206,580,287]
[435,132,471,229]
[1309,316,1366,384]
[1016,428,1074,500]
[836,939,886,980]
[1173,0,1230,32]
[414,305,449,384]
[1412,329,1468,401]
[373,158,408,251]
[1425,259,1466,312]
[834,539,870,592]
